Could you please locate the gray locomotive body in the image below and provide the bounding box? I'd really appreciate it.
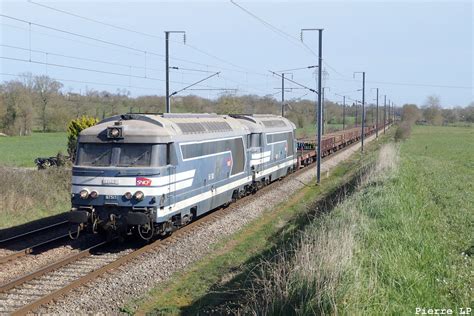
[69,113,296,239]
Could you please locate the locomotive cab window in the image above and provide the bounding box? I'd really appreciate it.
[76,143,168,167]
[117,144,152,167]
[76,143,113,166]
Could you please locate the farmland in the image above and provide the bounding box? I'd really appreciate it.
[0,132,67,167]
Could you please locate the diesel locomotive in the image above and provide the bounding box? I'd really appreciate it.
[69,113,297,240]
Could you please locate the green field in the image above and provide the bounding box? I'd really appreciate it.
[0,132,67,167]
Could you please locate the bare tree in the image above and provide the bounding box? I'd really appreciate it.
[422,95,443,125]
[34,75,63,132]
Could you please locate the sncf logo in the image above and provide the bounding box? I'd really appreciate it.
[136,177,152,186]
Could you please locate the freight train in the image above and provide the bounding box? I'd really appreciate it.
[69,112,384,240]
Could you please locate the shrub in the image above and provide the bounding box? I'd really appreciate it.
[394,121,412,141]
[67,116,98,161]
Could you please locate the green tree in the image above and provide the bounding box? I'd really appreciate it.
[67,116,99,161]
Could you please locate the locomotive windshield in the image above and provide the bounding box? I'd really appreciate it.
[117,144,152,167]
[77,143,113,166]
[76,143,160,167]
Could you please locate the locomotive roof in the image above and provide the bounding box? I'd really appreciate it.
[78,113,295,143]
[230,114,296,133]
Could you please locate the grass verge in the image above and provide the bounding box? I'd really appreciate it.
[231,125,473,314]
[127,130,393,315]
[0,167,71,228]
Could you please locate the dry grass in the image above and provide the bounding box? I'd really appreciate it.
[0,167,70,228]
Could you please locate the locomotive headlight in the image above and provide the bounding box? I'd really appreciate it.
[124,192,132,200]
[110,128,120,138]
[89,190,98,199]
[134,191,145,201]
[79,189,89,199]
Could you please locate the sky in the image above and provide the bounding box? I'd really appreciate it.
[0,0,472,108]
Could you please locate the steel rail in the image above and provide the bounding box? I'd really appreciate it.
[0,220,69,244]
[0,240,109,294]
[0,233,70,264]
[8,210,225,315]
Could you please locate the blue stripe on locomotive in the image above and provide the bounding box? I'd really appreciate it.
[72,130,296,224]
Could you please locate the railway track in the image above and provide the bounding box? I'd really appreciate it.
[0,126,391,314]
[0,220,70,264]
[0,205,239,315]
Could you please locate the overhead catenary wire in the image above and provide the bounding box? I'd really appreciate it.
[275,65,318,72]
[28,0,264,74]
[328,77,472,90]
[0,56,227,89]
[1,44,164,72]
[270,71,317,94]
[0,72,162,92]
[170,72,221,96]
[1,17,274,82]
[230,0,317,57]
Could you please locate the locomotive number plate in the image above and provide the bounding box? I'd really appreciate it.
[105,195,118,200]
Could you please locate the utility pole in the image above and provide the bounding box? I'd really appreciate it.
[322,87,325,134]
[376,88,379,137]
[301,28,323,184]
[388,99,391,124]
[372,88,379,138]
[335,93,346,130]
[281,73,285,117]
[322,87,330,134]
[354,72,366,152]
[383,95,387,133]
[354,102,358,127]
[280,72,292,117]
[392,101,395,122]
[165,30,186,113]
[342,96,346,130]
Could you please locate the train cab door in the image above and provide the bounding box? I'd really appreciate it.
[167,144,176,210]
[251,133,264,181]
[168,165,176,209]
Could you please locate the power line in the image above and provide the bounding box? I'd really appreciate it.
[1,56,166,82]
[171,72,221,96]
[28,0,260,74]
[270,71,317,94]
[0,14,155,56]
[328,77,472,89]
[0,56,226,89]
[323,61,349,79]
[230,0,316,57]
[0,22,150,58]
[0,72,161,92]
[275,65,318,72]
[170,66,214,73]
[1,16,271,79]
[1,44,164,72]
[0,14,228,71]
